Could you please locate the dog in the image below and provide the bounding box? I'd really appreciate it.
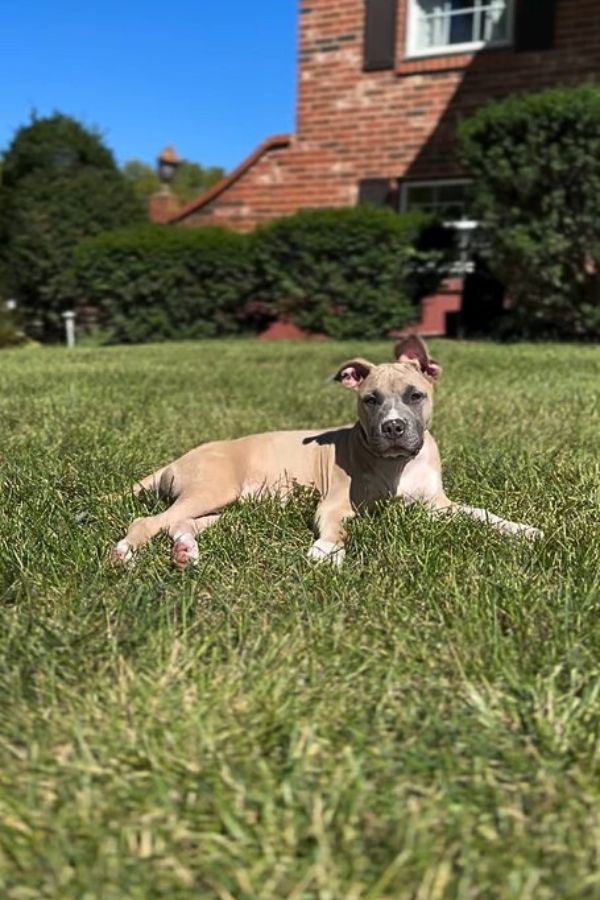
[111,336,542,569]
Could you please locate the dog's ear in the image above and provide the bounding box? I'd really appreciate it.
[331,358,375,390]
[394,335,442,381]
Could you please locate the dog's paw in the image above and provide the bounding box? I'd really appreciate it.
[172,533,199,570]
[517,524,544,541]
[307,539,346,567]
[110,540,134,566]
[502,521,544,541]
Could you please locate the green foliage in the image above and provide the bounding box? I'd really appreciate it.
[74,207,448,343]
[122,158,225,203]
[172,161,224,203]
[0,113,115,187]
[121,159,160,200]
[458,85,600,338]
[254,206,447,339]
[0,305,27,348]
[74,226,256,342]
[0,340,598,896]
[0,114,144,338]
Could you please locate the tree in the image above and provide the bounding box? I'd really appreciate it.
[0,113,144,338]
[458,85,600,339]
[172,161,224,203]
[121,159,160,200]
[122,158,224,204]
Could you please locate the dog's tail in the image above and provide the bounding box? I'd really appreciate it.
[95,468,168,506]
[131,465,170,498]
[76,465,171,525]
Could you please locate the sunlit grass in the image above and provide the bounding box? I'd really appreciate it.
[0,339,599,898]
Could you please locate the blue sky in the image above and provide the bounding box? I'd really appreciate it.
[0,0,296,172]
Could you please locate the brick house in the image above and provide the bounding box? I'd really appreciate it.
[158,0,600,336]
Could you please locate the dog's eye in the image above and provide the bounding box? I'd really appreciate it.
[409,391,426,403]
[363,394,379,406]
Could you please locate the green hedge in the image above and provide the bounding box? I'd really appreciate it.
[253,207,445,339]
[458,85,600,339]
[74,207,448,343]
[75,226,256,342]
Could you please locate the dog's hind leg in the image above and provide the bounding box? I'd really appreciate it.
[111,484,237,566]
[111,508,171,564]
[170,514,221,570]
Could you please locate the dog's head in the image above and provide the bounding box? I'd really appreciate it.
[332,336,442,458]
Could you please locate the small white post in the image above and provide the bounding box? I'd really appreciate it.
[62,310,76,348]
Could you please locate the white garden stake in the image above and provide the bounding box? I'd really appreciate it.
[62,310,76,348]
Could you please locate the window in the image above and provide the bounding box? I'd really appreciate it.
[406,0,514,58]
[401,179,477,274]
[400,179,472,219]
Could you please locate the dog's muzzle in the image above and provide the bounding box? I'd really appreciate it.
[370,423,424,458]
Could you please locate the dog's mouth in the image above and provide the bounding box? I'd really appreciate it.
[369,435,424,459]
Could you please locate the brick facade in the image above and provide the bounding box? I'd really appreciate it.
[168,0,600,232]
[161,1,600,334]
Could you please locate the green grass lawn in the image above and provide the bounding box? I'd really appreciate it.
[0,339,599,899]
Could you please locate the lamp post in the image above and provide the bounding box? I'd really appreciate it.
[444,218,478,275]
[62,310,76,348]
[148,147,183,223]
[156,146,181,190]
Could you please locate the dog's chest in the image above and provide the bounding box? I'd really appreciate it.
[351,469,401,510]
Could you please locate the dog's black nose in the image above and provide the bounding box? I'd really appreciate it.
[381,418,407,438]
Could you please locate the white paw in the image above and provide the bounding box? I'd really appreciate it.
[172,532,199,570]
[502,521,544,541]
[307,539,346,567]
[516,524,544,541]
[110,539,133,566]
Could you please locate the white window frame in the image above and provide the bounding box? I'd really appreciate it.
[405,0,515,59]
[400,178,472,217]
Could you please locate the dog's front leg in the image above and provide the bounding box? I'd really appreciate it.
[427,494,543,541]
[308,496,354,567]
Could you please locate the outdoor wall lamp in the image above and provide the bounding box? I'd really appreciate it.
[444,218,478,275]
[157,146,181,186]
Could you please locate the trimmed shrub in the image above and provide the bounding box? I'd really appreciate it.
[253,206,447,339]
[0,114,144,339]
[74,207,449,343]
[74,226,256,342]
[458,85,600,339]
[0,306,27,349]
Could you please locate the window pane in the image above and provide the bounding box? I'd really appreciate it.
[449,11,475,44]
[414,0,509,50]
[405,182,471,219]
[418,11,446,50]
[450,0,477,10]
[438,184,468,203]
[482,2,508,41]
[406,186,436,206]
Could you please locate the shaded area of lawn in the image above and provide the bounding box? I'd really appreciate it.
[0,340,599,898]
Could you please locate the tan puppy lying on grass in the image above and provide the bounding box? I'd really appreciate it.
[111,336,542,569]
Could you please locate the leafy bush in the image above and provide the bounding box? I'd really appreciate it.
[0,306,27,349]
[253,206,447,339]
[74,226,256,342]
[74,207,449,343]
[0,114,144,339]
[458,85,600,339]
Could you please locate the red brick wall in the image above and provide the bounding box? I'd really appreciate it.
[180,0,600,230]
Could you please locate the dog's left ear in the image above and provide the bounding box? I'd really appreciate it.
[331,358,375,390]
[394,335,442,381]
